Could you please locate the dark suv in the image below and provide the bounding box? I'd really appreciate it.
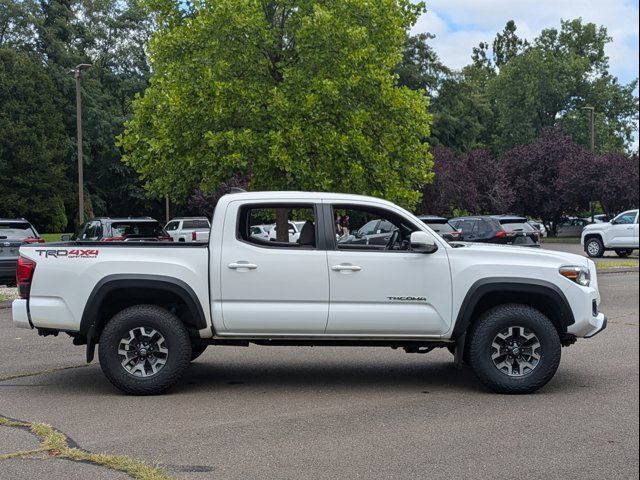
[67,218,172,242]
[417,216,461,241]
[449,215,541,247]
[1,218,43,285]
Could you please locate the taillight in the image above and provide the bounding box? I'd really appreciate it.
[23,237,45,244]
[192,231,197,241]
[496,231,506,238]
[16,256,36,299]
[103,236,125,242]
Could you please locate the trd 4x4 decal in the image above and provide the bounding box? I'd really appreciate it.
[35,249,99,259]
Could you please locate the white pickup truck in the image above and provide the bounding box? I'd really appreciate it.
[581,209,639,258]
[12,191,606,395]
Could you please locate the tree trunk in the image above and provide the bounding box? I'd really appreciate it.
[275,208,289,242]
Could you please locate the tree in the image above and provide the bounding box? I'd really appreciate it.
[418,146,475,216]
[120,0,433,211]
[395,32,450,95]
[0,48,70,231]
[465,149,514,214]
[491,19,638,153]
[592,153,639,217]
[502,128,594,231]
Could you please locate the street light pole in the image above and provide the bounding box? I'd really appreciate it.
[582,106,596,222]
[70,64,92,225]
[582,106,595,153]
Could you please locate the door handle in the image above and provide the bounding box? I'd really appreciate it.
[228,262,258,270]
[331,264,362,272]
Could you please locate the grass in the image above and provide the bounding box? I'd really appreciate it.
[0,415,173,479]
[40,233,72,243]
[0,293,11,302]
[595,259,639,270]
[541,237,581,244]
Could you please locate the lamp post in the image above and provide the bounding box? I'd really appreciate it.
[582,106,595,153]
[582,106,595,222]
[69,63,92,225]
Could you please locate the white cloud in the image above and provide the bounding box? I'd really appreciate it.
[413,0,640,83]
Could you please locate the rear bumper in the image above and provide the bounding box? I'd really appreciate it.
[12,299,32,329]
[0,258,17,284]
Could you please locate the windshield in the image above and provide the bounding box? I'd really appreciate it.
[111,222,166,237]
[0,222,36,240]
[500,220,534,232]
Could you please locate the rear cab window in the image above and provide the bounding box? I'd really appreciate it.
[111,222,166,238]
[182,219,210,229]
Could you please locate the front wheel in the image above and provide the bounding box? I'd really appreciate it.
[467,304,561,394]
[98,305,192,395]
[585,237,605,258]
[615,249,633,258]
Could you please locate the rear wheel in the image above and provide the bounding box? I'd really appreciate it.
[615,249,633,258]
[585,237,605,258]
[467,304,561,394]
[98,305,192,395]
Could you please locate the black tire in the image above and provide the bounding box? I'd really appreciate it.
[190,344,208,361]
[615,249,633,258]
[585,237,605,258]
[98,304,192,395]
[467,304,561,394]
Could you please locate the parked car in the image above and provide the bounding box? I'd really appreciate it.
[337,217,398,247]
[0,218,43,286]
[528,220,547,238]
[581,209,639,258]
[268,221,306,243]
[66,218,172,242]
[555,217,592,238]
[165,217,211,243]
[250,224,274,241]
[12,191,606,395]
[449,215,541,247]
[417,216,461,241]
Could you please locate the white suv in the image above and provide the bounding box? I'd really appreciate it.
[581,209,639,258]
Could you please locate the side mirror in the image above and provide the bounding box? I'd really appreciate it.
[61,234,71,241]
[410,231,438,254]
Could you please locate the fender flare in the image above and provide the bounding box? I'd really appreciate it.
[451,277,575,340]
[80,274,208,338]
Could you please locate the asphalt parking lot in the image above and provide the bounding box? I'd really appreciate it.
[0,271,638,480]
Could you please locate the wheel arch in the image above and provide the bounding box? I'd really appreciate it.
[80,274,208,350]
[452,278,575,341]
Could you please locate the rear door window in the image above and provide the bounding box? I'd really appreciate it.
[239,205,317,248]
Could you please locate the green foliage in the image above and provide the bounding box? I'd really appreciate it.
[120,0,434,210]
[0,48,70,230]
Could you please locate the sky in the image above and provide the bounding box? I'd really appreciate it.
[412,0,639,86]
[411,0,639,148]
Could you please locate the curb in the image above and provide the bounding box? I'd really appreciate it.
[597,267,639,275]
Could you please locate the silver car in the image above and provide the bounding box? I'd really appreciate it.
[0,218,42,286]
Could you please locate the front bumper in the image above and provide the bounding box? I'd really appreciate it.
[585,314,607,338]
[12,299,32,329]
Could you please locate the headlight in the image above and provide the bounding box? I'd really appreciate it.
[559,266,591,287]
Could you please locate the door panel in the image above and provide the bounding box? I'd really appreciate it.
[325,202,452,336]
[219,202,329,334]
[326,249,452,335]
